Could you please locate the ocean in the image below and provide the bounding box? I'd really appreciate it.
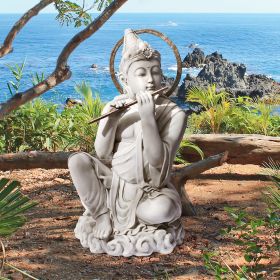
[0,13,280,107]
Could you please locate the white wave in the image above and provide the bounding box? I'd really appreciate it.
[167,21,178,26]
[167,65,194,76]
[167,65,177,71]
[188,43,199,49]
[157,21,178,27]
[89,66,110,73]
[188,67,202,77]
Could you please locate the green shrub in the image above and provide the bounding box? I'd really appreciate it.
[0,82,104,153]
[187,85,231,133]
[186,86,280,136]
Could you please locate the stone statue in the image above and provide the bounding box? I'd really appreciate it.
[68,29,187,257]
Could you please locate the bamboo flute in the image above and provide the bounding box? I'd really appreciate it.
[88,86,169,124]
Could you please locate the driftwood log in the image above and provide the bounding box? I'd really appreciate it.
[1,134,278,170]
[0,151,73,170]
[0,134,278,215]
[0,150,229,216]
[181,134,280,165]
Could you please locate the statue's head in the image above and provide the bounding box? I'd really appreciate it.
[119,29,162,99]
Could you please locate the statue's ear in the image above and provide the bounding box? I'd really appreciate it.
[118,72,127,86]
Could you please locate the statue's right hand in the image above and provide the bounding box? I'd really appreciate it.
[105,94,131,119]
[109,94,131,110]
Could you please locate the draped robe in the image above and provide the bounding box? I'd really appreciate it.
[74,96,186,235]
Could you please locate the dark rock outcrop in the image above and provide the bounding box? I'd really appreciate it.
[182,48,205,68]
[178,48,280,100]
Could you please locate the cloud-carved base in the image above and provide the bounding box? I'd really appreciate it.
[74,215,185,257]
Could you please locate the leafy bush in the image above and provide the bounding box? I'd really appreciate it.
[187,85,280,136]
[0,82,104,153]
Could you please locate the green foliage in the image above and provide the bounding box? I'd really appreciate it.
[0,82,104,153]
[187,85,231,133]
[1,62,104,153]
[6,60,26,96]
[31,72,45,86]
[59,82,104,152]
[262,159,280,209]
[203,161,280,279]
[0,178,37,237]
[186,85,280,136]
[55,0,113,27]
[203,251,249,280]
[175,138,204,164]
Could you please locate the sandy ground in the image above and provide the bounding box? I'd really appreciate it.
[0,164,279,280]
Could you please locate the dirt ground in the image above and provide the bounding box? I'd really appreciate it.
[0,164,279,280]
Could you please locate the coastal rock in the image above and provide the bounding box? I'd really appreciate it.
[182,48,205,68]
[178,48,280,100]
[90,64,98,69]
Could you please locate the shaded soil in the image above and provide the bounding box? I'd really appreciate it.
[0,164,279,279]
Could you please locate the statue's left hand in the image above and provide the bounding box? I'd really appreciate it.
[136,91,155,120]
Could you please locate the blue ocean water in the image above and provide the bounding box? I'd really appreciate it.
[0,13,280,107]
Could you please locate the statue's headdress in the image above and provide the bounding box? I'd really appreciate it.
[119,29,161,76]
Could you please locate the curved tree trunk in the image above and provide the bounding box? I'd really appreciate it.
[0,0,128,119]
[0,0,55,58]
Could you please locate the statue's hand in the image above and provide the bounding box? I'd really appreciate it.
[109,94,131,109]
[136,91,155,120]
[105,94,131,120]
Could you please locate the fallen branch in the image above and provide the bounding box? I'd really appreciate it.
[181,134,280,165]
[0,151,72,170]
[171,151,229,216]
[0,0,128,119]
[172,151,228,181]
[0,150,229,216]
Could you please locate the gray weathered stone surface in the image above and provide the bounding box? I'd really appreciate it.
[178,48,280,100]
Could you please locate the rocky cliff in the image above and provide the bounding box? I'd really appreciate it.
[178,48,280,100]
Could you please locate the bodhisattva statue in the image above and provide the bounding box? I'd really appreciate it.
[68,29,187,257]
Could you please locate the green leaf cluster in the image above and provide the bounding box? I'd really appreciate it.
[6,60,26,97]
[186,85,280,136]
[0,82,104,153]
[54,0,113,27]
[175,138,204,164]
[0,178,37,237]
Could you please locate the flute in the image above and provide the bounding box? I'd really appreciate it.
[88,86,169,124]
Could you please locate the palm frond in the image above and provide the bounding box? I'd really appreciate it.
[175,139,204,164]
[0,178,37,237]
[261,158,280,209]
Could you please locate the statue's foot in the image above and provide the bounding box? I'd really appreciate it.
[93,212,112,240]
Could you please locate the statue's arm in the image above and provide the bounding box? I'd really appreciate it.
[144,109,186,166]
[141,115,164,168]
[143,105,187,187]
[94,103,119,159]
[137,92,186,169]
[163,110,187,159]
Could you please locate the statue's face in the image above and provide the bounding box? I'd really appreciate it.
[126,59,162,99]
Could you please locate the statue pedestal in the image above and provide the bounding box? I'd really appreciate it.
[74,214,185,257]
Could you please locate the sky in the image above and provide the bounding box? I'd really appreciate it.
[1,0,280,13]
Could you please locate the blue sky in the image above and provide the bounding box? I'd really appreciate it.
[1,0,280,13]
